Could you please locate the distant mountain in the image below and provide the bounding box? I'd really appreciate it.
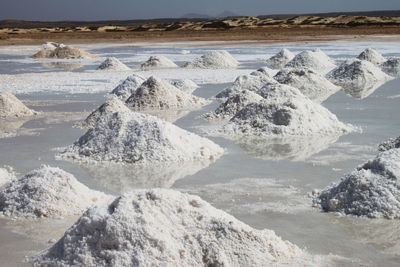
[216,11,239,18]
[258,10,400,19]
[181,13,212,19]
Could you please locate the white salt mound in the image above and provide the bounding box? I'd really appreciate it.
[314,148,400,219]
[97,57,131,71]
[140,55,178,70]
[266,48,295,69]
[33,189,321,266]
[381,58,400,76]
[357,48,386,65]
[204,90,263,120]
[183,50,238,69]
[58,111,224,164]
[125,76,209,110]
[250,66,277,77]
[378,136,400,152]
[78,97,131,128]
[0,166,16,187]
[285,49,336,74]
[32,42,98,59]
[169,79,199,93]
[273,67,340,103]
[0,165,111,218]
[109,74,145,101]
[0,92,36,118]
[220,83,353,137]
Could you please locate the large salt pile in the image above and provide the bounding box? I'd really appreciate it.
[326,59,392,99]
[33,189,322,266]
[314,148,400,219]
[32,42,98,59]
[285,49,336,74]
[266,48,295,69]
[0,92,36,118]
[357,48,386,65]
[381,58,400,76]
[273,68,340,103]
[110,74,145,101]
[204,90,263,120]
[97,57,131,71]
[140,55,178,70]
[169,79,199,93]
[58,111,224,164]
[78,97,131,128]
[378,136,400,152]
[0,165,111,218]
[0,166,16,187]
[183,50,239,69]
[219,83,353,137]
[125,76,209,110]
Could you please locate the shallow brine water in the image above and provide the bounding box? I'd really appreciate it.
[0,40,399,266]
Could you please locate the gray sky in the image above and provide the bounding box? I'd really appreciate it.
[1,0,400,21]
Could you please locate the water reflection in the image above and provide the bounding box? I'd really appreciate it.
[341,80,388,99]
[0,118,38,139]
[39,62,83,71]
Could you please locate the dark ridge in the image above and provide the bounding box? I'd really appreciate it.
[258,10,400,19]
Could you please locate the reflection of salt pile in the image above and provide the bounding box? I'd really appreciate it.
[183,50,238,69]
[314,148,400,219]
[0,166,16,187]
[378,136,400,152]
[125,76,209,110]
[381,58,400,76]
[0,165,111,218]
[274,68,340,103]
[220,83,353,136]
[140,55,178,69]
[34,189,321,266]
[0,92,36,118]
[266,48,295,69]
[357,48,386,65]
[97,57,131,71]
[110,74,145,101]
[204,90,263,119]
[32,42,98,59]
[39,61,82,71]
[326,59,392,99]
[169,79,199,93]
[58,111,224,164]
[78,97,130,128]
[285,49,336,74]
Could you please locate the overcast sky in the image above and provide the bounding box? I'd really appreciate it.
[1,0,400,21]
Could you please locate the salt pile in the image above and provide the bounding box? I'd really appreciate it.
[0,92,36,118]
[140,55,178,70]
[378,136,400,152]
[357,48,386,65]
[33,189,321,266]
[0,166,16,187]
[250,66,277,77]
[266,48,295,69]
[183,50,239,69]
[97,57,131,71]
[32,42,98,59]
[285,49,336,74]
[273,68,340,103]
[314,148,400,219]
[169,79,199,93]
[78,97,131,128]
[204,90,263,119]
[326,59,392,98]
[219,83,353,137]
[0,165,111,218]
[381,58,400,76]
[109,74,145,101]
[58,111,224,164]
[125,76,209,110]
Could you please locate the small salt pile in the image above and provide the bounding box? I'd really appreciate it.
[97,57,131,71]
[0,92,36,118]
[250,66,277,77]
[219,83,353,137]
[314,148,400,219]
[78,97,131,128]
[0,166,16,187]
[357,48,386,65]
[183,50,238,69]
[110,74,146,101]
[285,49,336,74]
[32,42,98,59]
[169,79,199,93]
[33,189,323,266]
[378,136,400,152]
[0,165,111,218]
[58,111,224,164]
[273,67,340,103]
[326,59,392,98]
[125,76,209,110]
[266,48,295,69]
[381,58,400,76]
[140,55,178,70]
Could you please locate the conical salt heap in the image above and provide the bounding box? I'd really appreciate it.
[110,74,146,101]
[32,42,98,59]
[169,79,199,93]
[140,55,178,70]
[0,92,36,118]
[183,50,238,69]
[266,48,295,69]
[97,57,131,71]
[357,48,386,65]
[284,49,336,74]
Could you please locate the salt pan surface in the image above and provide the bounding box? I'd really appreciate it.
[183,50,239,69]
[266,48,295,69]
[97,57,131,71]
[140,55,178,70]
[0,92,36,118]
[285,49,336,74]
[357,48,386,65]
[109,74,146,101]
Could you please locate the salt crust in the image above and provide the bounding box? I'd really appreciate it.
[284,49,336,74]
[183,50,239,69]
[140,55,178,70]
[97,57,131,71]
[33,189,325,266]
[314,148,400,219]
[32,42,98,59]
[0,166,16,187]
[109,74,146,101]
[266,48,295,69]
[0,92,37,118]
[0,165,111,218]
[378,136,400,152]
